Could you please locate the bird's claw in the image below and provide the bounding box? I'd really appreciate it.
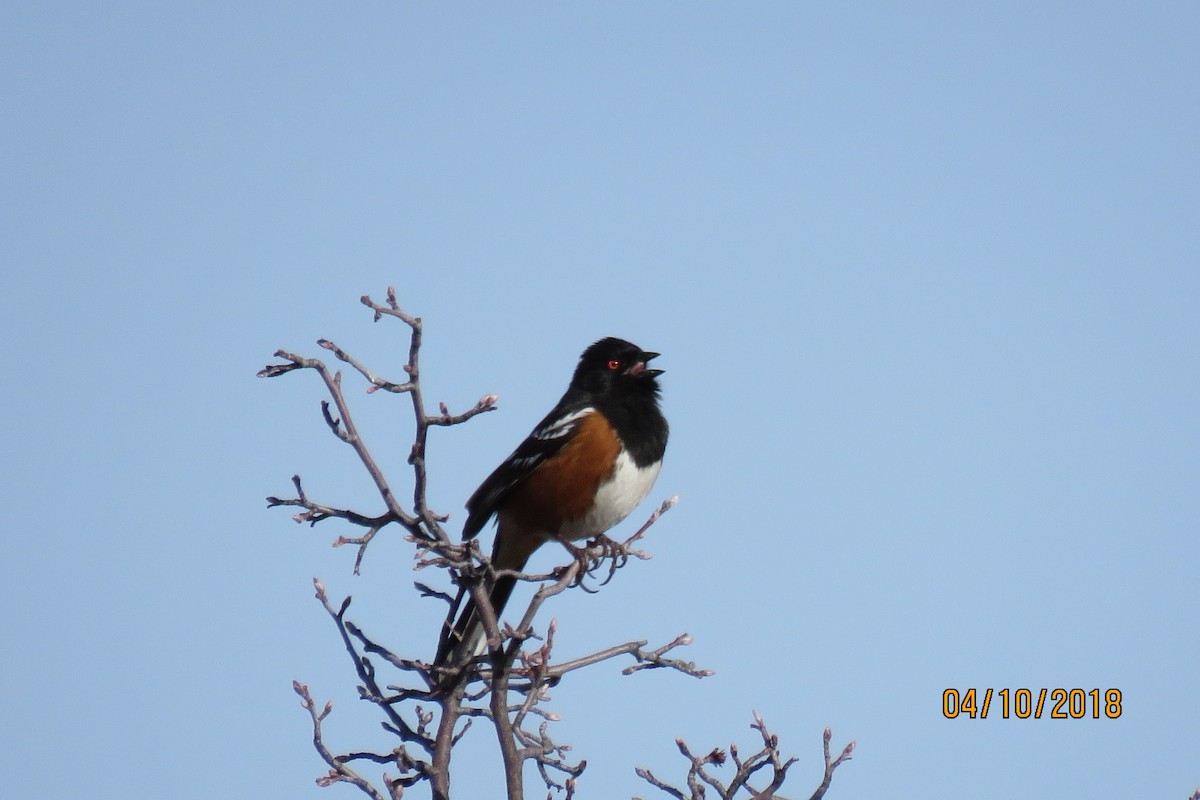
[554,533,629,589]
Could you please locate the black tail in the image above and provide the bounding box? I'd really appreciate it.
[434,575,519,667]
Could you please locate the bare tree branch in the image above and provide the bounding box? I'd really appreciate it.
[263,289,852,800]
[634,715,854,800]
[294,680,390,800]
[804,727,856,800]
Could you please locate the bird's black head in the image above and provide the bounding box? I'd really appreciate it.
[570,337,664,397]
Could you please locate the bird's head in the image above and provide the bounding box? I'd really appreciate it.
[571,337,664,397]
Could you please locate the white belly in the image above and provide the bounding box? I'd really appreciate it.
[561,450,661,540]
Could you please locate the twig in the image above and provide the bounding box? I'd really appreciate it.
[536,634,713,680]
[634,715,853,800]
[294,680,389,800]
[259,348,415,534]
[804,728,855,800]
[358,289,496,532]
[312,578,435,755]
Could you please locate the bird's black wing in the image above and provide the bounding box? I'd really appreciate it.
[460,400,595,540]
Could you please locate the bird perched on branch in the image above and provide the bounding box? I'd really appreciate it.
[435,337,669,668]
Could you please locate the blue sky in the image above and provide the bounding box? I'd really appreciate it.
[3,3,1197,798]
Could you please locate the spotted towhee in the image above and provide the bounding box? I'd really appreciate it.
[435,337,669,667]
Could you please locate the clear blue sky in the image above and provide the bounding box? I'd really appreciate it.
[3,3,1197,798]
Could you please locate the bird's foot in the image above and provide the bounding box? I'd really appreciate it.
[554,533,629,588]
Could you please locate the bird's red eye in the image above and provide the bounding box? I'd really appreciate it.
[607,359,620,370]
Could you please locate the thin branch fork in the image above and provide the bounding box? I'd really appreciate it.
[517,633,714,681]
[358,288,496,525]
[294,680,394,800]
[259,348,413,530]
[634,715,854,800]
[314,578,435,751]
[267,475,394,528]
[258,286,496,569]
[804,727,856,800]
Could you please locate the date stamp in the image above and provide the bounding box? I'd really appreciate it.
[942,688,1123,719]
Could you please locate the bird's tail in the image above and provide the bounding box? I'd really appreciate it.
[435,525,537,668]
[434,572,520,667]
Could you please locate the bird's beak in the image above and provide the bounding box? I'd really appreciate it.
[629,351,664,378]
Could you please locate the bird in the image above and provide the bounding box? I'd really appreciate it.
[434,337,669,668]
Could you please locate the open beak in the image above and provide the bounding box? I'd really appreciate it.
[628,351,664,378]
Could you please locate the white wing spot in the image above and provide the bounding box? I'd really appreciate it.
[510,455,542,470]
[532,407,594,440]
